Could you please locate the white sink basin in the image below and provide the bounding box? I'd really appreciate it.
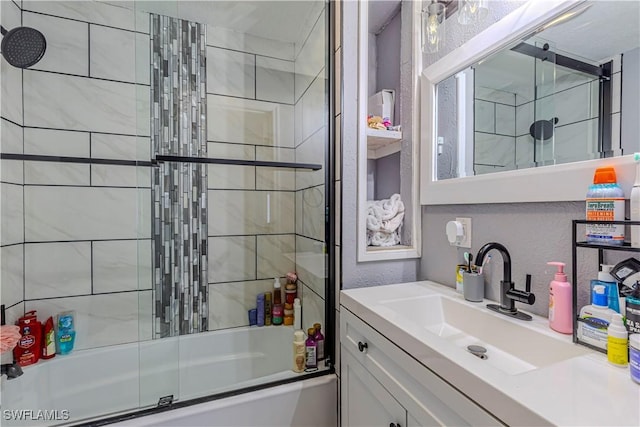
[378,295,588,375]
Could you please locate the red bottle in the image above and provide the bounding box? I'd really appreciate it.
[41,316,56,359]
[14,311,42,367]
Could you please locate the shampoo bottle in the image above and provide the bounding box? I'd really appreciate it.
[314,323,325,362]
[547,262,572,334]
[607,313,628,367]
[293,330,305,373]
[305,328,317,369]
[56,311,75,355]
[631,153,640,248]
[256,293,265,327]
[293,298,301,330]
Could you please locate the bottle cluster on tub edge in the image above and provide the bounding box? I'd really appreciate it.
[13,310,76,367]
[247,271,326,372]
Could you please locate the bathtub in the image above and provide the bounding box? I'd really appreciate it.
[1,325,319,426]
[113,375,337,427]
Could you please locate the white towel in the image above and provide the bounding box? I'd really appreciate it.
[366,194,405,246]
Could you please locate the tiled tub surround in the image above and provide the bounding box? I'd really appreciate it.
[294,7,328,333]
[1,0,25,334]
[204,7,328,334]
[1,1,155,351]
[150,14,208,338]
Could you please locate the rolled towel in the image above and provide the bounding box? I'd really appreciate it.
[369,230,401,247]
[380,194,404,220]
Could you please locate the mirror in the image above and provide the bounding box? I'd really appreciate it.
[421,0,640,204]
[433,0,639,179]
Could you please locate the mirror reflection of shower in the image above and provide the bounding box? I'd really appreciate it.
[470,39,612,175]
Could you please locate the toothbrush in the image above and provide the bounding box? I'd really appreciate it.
[464,252,473,273]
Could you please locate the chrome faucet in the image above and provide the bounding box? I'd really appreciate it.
[475,242,535,321]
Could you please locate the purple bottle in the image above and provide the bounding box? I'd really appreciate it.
[305,328,317,369]
[313,323,325,362]
[256,293,265,327]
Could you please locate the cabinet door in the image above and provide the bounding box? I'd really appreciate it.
[342,348,406,427]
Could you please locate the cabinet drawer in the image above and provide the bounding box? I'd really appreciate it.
[341,308,503,427]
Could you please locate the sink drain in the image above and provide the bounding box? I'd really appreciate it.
[467,345,488,360]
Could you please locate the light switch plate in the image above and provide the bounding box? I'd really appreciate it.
[455,217,472,248]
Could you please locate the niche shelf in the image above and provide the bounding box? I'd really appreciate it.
[366,129,402,159]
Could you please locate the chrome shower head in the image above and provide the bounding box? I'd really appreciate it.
[1,25,47,69]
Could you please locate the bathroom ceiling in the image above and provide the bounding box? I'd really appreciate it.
[134,0,323,44]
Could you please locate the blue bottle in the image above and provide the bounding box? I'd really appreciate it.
[256,293,265,327]
[56,312,76,355]
[590,265,621,313]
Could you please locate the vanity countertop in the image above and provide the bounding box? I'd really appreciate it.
[341,281,639,427]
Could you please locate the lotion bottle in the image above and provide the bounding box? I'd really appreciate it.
[293,330,305,373]
[547,262,572,334]
[631,153,640,248]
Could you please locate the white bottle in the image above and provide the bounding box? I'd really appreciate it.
[631,153,640,248]
[578,285,617,350]
[292,330,305,373]
[607,313,628,367]
[293,298,301,330]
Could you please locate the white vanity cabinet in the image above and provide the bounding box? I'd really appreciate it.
[340,308,502,427]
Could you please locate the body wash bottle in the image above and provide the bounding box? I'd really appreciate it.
[56,311,75,355]
[547,262,572,334]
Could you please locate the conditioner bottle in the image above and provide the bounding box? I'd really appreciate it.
[293,330,305,373]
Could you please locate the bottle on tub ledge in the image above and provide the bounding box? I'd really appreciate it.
[272,278,283,326]
[293,330,305,373]
[314,323,325,365]
[56,311,76,355]
[305,327,317,370]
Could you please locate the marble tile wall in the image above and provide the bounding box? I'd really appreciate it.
[205,17,302,332]
[1,0,25,339]
[204,4,331,337]
[294,4,327,337]
[3,1,155,350]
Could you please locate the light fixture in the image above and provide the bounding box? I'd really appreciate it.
[422,1,446,54]
[457,0,489,25]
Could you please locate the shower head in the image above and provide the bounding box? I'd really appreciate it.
[529,117,559,141]
[1,25,46,69]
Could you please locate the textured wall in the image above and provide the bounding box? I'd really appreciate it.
[420,203,605,317]
[342,0,418,289]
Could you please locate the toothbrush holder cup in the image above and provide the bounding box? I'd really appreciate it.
[463,271,485,302]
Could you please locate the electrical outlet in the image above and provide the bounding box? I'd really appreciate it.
[456,217,472,248]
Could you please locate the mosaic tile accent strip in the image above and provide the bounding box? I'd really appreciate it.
[151,14,208,337]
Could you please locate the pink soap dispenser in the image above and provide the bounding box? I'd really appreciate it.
[547,261,572,334]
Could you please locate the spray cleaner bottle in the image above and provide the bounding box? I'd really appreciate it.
[547,262,572,334]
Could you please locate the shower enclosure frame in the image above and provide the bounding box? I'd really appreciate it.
[67,1,339,425]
